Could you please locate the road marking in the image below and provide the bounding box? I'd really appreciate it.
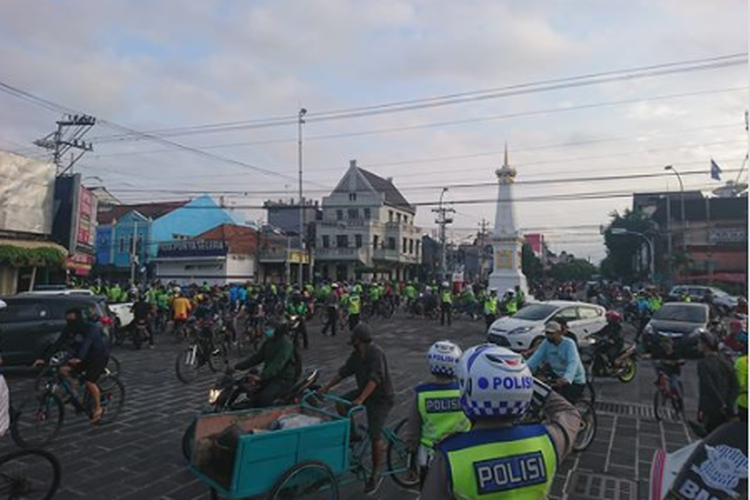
[604,415,618,472]
[634,417,640,480]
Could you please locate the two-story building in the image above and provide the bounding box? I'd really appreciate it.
[315,160,421,282]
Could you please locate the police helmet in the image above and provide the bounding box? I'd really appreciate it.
[427,341,462,378]
[457,344,533,419]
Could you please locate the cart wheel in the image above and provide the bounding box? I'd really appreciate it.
[386,418,420,489]
[267,460,339,500]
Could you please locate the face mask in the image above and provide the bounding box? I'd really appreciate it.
[264,328,275,338]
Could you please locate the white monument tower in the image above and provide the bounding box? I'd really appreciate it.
[488,145,528,295]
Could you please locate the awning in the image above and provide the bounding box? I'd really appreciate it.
[0,238,67,268]
[0,238,67,253]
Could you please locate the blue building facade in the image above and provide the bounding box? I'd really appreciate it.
[95,196,236,277]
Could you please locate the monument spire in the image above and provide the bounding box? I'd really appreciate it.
[489,143,528,295]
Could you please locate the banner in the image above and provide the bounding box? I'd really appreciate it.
[75,186,97,252]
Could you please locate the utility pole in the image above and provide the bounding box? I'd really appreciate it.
[130,220,138,284]
[34,114,96,175]
[297,108,307,287]
[432,188,455,282]
[478,218,489,280]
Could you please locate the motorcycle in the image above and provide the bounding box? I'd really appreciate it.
[181,368,320,462]
[580,335,638,383]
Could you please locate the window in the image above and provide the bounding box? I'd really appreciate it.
[402,238,407,253]
[397,213,401,224]
[348,209,358,220]
[336,210,343,221]
[364,208,371,219]
[322,235,330,248]
[577,307,602,320]
[349,192,357,201]
[355,234,363,248]
[135,236,142,254]
[415,241,420,256]
[388,237,396,250]
[388,210,394,222]
[409,239,414,254]
[118,237,125,253]
[373,235,379,249]
[553,308,579,323]
[336,235,348,248]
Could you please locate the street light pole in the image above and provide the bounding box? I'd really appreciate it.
[611,228,655,282]
[438,188,448,281]
[297,108,307,287]
[664,166,686,253]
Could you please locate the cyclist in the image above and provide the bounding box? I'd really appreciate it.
[131,294,154,348]
[404,341,470,488]
[286,292,308,349]
[422,344,581,499]
[232,317,296,407]
[526,321,587,404]
[172,290,192,337]
[440,282,453,326]
[347,290,361,331]
[654,337,685,412]
[318,323,394,495]
[693,330,739,436]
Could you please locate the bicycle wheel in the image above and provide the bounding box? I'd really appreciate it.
[268,460,339,500]
[95,375,126,424]
[385,418,420,489]
[582,381,596,405]
[175,346,200,384]
[653,389,673,421]
[0,448,61,500]
[106,355,121,378]
[32,367,55,394]
[617,358,637,383]
[573,401,597,452]
[10,393,65,449]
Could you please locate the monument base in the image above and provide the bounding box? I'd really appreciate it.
[489,269,528,296]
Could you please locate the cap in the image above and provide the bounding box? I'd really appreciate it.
[545,321,561,333]
[350,323,373,344]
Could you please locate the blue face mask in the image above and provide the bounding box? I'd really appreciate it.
[264,328,275,338]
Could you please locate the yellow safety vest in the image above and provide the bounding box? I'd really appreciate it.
[441,290,453,304]
[484,299,498,315]
[439,425,557,500]
[349,295,361,315]
[415,383,471,449]
[736,355,748,410]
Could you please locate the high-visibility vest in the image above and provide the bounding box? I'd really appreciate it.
[441,290,453,304]
[736,355,748,410]
[505,300,518,315]
[484,298,498,315]
[439,425,557,500]
[348,295,361,315]
[415,383,470,449]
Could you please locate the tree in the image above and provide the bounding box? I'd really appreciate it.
[550,258,598,282]
[602,209,653,282]
[522,243,544,284]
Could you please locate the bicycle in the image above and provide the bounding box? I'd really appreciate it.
[12,354,126,449]
[175,328,220,384]
[533,372,597,452]
[34,353,121,393]
[0,447,60,499]
[653,360,684,421]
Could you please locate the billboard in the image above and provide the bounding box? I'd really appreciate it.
[75,185,97,252]
[0,151,56,234]
[157,240,228,259]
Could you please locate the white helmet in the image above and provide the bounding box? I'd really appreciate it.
[442,281,449,288]
[427,341,462,377]
[457,344,533,419]
[506,289,515,296]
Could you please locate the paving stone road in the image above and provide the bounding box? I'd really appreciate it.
[5,314,700,500]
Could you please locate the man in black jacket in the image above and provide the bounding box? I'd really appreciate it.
[694,331,739,436]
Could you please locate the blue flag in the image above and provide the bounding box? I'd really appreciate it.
[710,158,722,181]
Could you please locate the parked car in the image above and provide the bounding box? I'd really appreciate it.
[642,302,710,358]
[487,301,607,352]
[667,285,739,312]
[0,295,112,371]
[21,289,134,330]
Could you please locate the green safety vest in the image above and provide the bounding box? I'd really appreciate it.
[516,291,525,306]
[505,300,518,315]
[405,286,417,299]
[415,383,470,449]
[349,295,361,315]
[649,297,662,311]
[484,299,498,315]
[439,425,557,500]
[441,290,453,304]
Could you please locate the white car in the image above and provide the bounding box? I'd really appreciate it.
[487,300,608,352]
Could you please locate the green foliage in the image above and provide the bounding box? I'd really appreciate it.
[0,245,66,268]
[549,258,598,282]
[602,209,652,281]
[521,243,544,283]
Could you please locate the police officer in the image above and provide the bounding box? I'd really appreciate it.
[404,341,470,487]
[484,289,499,331]
[503,289,518,316]
[440,282,453,327]
[422,344,581,499]
[348,291,361,331]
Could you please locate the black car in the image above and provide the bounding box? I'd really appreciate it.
[642,302,710,358]
[0,295,111,371]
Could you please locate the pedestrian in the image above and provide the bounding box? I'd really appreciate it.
[483,289,498,331]
[404,341,470,488]
[318,323,394,495]
[440,282,452,326]
[321,283,339,337]
[421,344,581,499]
[347,291,361,331]
[692,331,740,437]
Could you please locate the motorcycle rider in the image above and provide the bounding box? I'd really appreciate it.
[597,311,625,368]
[232,317,297,407]
[421,344,582,499]
[131,294,154,348]
[404,341,471,487]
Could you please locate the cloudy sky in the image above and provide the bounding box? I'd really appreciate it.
[0,0,747,262]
